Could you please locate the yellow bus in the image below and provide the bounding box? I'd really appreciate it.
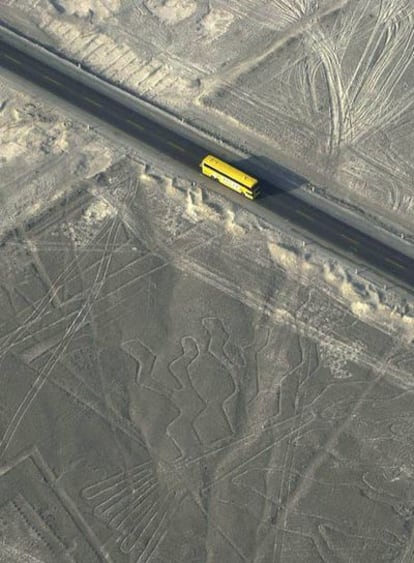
[200,155,260,200]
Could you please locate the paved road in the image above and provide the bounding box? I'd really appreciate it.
[0,39,413,291]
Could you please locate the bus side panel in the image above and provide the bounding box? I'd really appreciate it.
[201,158,260,199]
[218,174,243,194]
[201,165,242,194]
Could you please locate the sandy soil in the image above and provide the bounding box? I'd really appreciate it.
[1,0,413,239]
[0,74,114,238]
[0,78,413,561]
[0,147,413,562]
[1,2,414,562]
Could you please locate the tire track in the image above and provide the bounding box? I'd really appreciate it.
[0,207,120,458]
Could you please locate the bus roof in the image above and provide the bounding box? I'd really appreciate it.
[202,155,258,189]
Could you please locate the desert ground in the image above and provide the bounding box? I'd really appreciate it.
[0,1,414,562]
[1,0,413,239]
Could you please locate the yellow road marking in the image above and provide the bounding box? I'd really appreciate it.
[43,75,61,86]
[4,54,21,64]
[340,233,359,245]
[167,141,185,152]
[296,209,314,220]
[385,257,406,270]
[82,96,102,108]
[126,119,144,130]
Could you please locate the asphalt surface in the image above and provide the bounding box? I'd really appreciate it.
[0,39,413,291]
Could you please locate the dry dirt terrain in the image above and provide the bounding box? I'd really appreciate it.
[1,0,413,239]
[1,1,414,562]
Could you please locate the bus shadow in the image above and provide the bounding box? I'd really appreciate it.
[232,154,309,198]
